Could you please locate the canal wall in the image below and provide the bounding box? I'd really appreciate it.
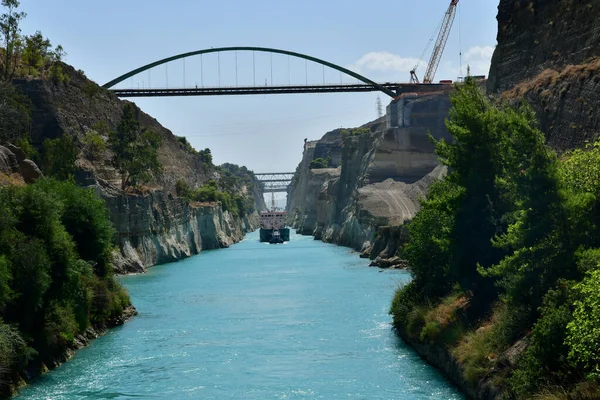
[102,187,259,273]
[287,89,452,266]
[15,65,262,274]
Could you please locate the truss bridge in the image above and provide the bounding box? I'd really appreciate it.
[255,172,294,193]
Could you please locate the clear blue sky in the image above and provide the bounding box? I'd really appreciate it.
[20,0,499,175]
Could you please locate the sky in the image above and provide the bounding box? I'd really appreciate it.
[20,0,499,179]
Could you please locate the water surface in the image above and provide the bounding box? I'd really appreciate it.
[16,231,462,399]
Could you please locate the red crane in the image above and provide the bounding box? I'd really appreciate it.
[410,0,459,84]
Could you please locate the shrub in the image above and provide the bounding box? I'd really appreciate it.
[508,282,578,397]
[175,179,190,198]
[452,325,496,384]
[0,323,31,388]
[310,157,329,169]
[41,135,78,180]
[566,268,600,380]
[198,148,213,166]
[82,130,106,161]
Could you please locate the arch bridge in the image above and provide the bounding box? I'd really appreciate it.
[103,47,443,99]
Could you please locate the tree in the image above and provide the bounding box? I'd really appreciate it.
[82,130,106,161]
[22,31,50,75]
[0,80,30,142]
[566,268,600,381]
[310,157,329,169]
[109,104,162,189]
[50,44,66,62]
[0,0,26,80]
[41,135,78,180]
[199,148,213,166]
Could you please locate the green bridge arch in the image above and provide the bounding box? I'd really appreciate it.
[102,46,398,98]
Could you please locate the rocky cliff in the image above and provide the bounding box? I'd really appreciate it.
[13,65,262,272]
[488,0,600,150]
[287,90,452,264]
[102,185,259,274]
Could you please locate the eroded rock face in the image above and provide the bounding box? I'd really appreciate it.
[488,0,600,93]
[488,0,600,150]
[287,91,452,260]
[101,188,259,274]
[0,145,20,175]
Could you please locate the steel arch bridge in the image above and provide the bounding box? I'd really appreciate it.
[103,47,442,99]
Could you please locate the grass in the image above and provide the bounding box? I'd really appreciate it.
[451,323,497,384]
[502,57,600,100]
[419,292,470,346]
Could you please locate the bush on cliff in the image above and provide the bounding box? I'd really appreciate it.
[309,157,329,169]
[390,76,600,398]
[0,179,130,396]
[179,179,252,219]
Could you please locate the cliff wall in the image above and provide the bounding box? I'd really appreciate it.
[102,185,258,273]
[15,65,261,272]
[287,91,452,264]
[488,0,600,150]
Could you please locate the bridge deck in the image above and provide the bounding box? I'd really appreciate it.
[110,83,445,97]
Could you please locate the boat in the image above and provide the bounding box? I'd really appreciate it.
[259,192,290,243]
[259,211,290,243]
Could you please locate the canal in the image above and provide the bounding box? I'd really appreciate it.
[15,231,462,399]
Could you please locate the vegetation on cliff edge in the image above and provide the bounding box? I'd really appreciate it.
[0,179,131,397]
[390,76,600,398]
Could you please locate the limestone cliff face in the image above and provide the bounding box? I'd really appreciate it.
[488,0,600,150]
[287,91,451,262]
[14,65,262,272]
[100,186,258,273]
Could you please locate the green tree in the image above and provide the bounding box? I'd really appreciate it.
[310,157,328,169]
[566,268,600,380]
[402,179,461,300]
[81,130,106,161]
[175,178,190,198]
[22,30,50,75]
[199,148,213,166]
[0,81,29,143]
[0,255,11,311]
[480,103,571,317]
[109,104,162,189]
[41,135,78,180]
[45,180,116,277]
[0,0,25,80]
[427,77,512,298]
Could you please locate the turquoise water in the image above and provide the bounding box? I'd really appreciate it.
[15,231,462,399]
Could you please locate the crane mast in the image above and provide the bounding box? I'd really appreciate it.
[411,0,459,84]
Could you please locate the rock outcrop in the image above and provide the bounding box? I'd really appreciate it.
[488,0,600,150]
[287,90,452,261]
[0,144,43,184]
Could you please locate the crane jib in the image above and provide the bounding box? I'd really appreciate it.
[411,0,459,84]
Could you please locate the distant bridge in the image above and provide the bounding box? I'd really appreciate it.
[103,46,446,99]
[255,172,294,193]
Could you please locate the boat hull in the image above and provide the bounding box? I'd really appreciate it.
[260,228,290,242]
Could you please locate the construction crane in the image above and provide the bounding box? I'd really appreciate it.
[410,0,459,84]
